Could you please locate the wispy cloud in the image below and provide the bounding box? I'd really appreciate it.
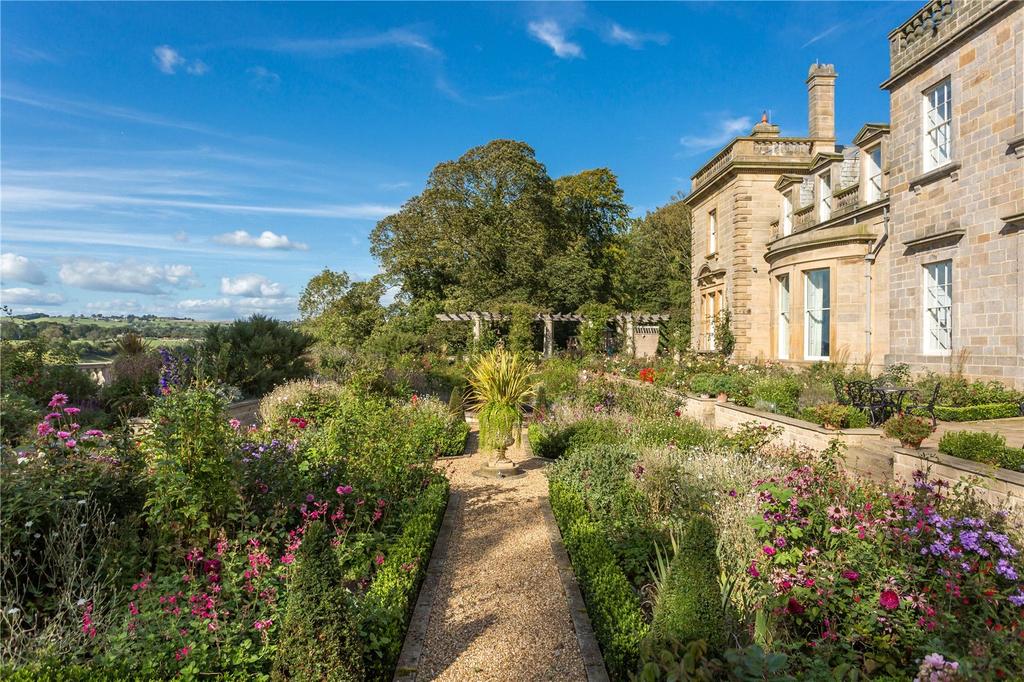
[802,24,843,48]
[528,20,583,59]
[6,45,59,64]
[212,230,308,251]
[153,45,209,75]
[173,296,297,316]
[2,186,397,220]
[1,253,48,285]
[220,274,286,297]
[247,66,281,91]
[1,287,65,306]
[59,259,198,294]
[270,28,440,56]
[679,116,753,154]
[606,23,669,49]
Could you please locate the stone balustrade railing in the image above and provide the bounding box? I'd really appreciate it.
[833,184,861,217]
[769,219,780,241]
[692,138,815,191]
[794,204,815,231]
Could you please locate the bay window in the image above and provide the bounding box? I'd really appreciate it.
[804,268,830,360]
[777,274,790,359]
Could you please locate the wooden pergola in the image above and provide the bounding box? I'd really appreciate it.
[435,311,669,357]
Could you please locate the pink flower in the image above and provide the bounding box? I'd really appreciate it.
[44,412,61,421]
[175,647,191,661]
[879,589,900,610]
[785,598,805,615]
[57,431,71,439]
[129,601,140,616]
[64,439,77,449]
[762,546,776,556]
[64,407,81,415]
[37,422,53,436]
[336,485,353,495]
[374,553,385,566]
[48,393,69,408]
[747,562,760,578]
[229,419,241,430]
[842,570,860,581]
[84,429,105,438]
[253,618,273,630]
[306,494,315,502]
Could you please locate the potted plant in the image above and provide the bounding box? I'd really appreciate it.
[710,375,736,403]
[689,373,716,399]
[813,402,849,430]
[467,348,537,476]
[882,413,934,449]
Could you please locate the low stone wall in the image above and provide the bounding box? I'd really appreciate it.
[894,448,1024,512]
[226,398,261,426]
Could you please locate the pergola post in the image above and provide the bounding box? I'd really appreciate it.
[470,313,482,345]
[543,318,554,358]
[624,314,635,357]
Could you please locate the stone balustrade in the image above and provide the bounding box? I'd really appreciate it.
[692,138,814,191]
[833,183,861,217]
[794,204,815,231]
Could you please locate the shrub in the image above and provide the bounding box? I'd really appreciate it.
[811,402,849,429]
[141,387,240,549]
[649,515,727,654]
[360,478,448,677]
[882,413,934,447]
[272,521,363,682]
[259,379,346,427]
[535,358,581,404]
[201,314,313,398]
[688,373,717,397]
[938,430,1018,470]
[0,391,37,445]
[550,481,649,678]
[932,403,1022,422]
[749,376,800,416]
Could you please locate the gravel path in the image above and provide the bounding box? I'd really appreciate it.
[415,428,588,682]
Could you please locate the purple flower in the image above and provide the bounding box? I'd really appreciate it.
[762,546,776,557]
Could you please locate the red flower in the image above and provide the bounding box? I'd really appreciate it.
[879,590,900,610]
[288,417,308,429]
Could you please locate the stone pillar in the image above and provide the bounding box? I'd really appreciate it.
[543,318,554,358]
[470,313,481,345]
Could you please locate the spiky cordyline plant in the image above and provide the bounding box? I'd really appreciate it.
[467,348,537,460]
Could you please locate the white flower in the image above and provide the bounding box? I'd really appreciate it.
[33,533,40,539]
[6,607,19,615]
[76,598,87,607]
[77,500,87,506]
[24,521,32,528]
[16,457,27,465]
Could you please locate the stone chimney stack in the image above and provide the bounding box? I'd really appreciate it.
[806,63,837,140]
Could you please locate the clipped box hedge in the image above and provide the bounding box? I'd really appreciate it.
[937,431,1024,474]
[361,478,450,678]
[549,480,648,679]
[928,403,1022,422]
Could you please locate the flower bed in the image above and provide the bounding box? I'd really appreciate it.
[1,380,463,679]
[544,375,1024,680]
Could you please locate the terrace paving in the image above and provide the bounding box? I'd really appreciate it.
[410,428,588,682]
[923,417,1024,449]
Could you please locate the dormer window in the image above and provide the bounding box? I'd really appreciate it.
[782,193,793,236]
[865,145,883,202]
[818,171,832,222]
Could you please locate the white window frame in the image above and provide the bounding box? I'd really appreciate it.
[818,171,832,222]
[707,209,717,255]
[777,274,790,359]
[804,268,830,361]
[923,77,952,172]
[923,260,953,356]
[782,193,793,236]
[865,145,883,203]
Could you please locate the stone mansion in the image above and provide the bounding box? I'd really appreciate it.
[685,0,1023,388]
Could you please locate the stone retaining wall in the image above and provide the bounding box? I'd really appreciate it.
[894,447,1024,512]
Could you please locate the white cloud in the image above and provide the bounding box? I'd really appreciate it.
[679,116,753,154]
[1,287,65,306]
[174,230,189,243]
[220,274,286,297]
[153,45,185,74]
[86,299,141,312]
[1,253,47,284]
[528,20,583,59]
[173,296,298,318]
[247,66,281,91]
[213,229,308,251]
[271,28,439,56]
[153,45,208,76]
[59,259,197,294]
[2,186,396,220]
[607,23,669,49]
[803,25,843,48]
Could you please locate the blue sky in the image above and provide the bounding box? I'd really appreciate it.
[1,1,915,320]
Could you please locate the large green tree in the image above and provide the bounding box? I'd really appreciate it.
[369,139,629,312]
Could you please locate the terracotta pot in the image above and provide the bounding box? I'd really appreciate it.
[900,439,923,449]
[716,392,728,403]
[823,422,840,431]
